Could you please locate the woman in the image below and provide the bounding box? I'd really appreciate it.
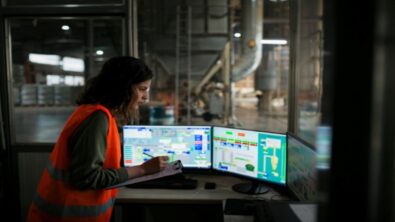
[27,56,168,222]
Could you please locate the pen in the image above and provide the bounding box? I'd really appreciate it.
[143,152,154,158]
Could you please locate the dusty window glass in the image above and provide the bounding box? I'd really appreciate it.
[9,18,123,143]
[295,0,323,143]
[136,0,229,126]
[136,0,289,134]
[233,1,290,133]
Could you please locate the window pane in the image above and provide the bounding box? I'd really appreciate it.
[136,0,289,133]
[9,18,123,143]
[137,0,229,126]
[295,0,323,143]
[235,1,290,133]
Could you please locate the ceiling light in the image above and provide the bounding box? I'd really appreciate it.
[28,53,60,66]
[62,57,85,72]
[260,39,287,45]
[96,50,104,55]
[61,25,70,31]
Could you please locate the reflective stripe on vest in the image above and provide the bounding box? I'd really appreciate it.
[46,161,69,182]
[33,194,115,217]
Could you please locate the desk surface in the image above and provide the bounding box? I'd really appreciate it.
[115,174,290,204]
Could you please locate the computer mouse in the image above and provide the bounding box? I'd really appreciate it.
[204,182,216,189]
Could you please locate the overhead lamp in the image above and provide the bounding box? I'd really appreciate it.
[61,25,70,31]
[234,32,241,38]
[28,53,60,66]
[260,39,288,45]
[96,50,104,55]
[62,56,85,72]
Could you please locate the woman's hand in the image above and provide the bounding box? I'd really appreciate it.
[140,156,169,175]
[125,156,169,178]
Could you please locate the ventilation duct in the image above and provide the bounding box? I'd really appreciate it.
[232,0,263,82]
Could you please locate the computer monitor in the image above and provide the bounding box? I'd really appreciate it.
[122,125,212,169]
[286,133,317,201]
[212,126,287,194]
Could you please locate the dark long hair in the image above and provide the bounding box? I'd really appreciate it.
[76,56,153,121]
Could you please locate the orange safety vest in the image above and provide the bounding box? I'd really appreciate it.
[27,104,121,222]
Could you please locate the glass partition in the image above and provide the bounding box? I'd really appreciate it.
[294,0,323,144]
[9,17,124,143]
[136,0,289,134]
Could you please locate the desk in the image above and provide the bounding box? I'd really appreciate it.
[114,174,290,222]
[116,174,286,203]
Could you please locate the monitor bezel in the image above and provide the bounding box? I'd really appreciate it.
[285,132,317,201]
[211,125,288,188]
[121,124,213,171]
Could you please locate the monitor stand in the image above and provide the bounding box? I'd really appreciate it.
[232,181,269,194]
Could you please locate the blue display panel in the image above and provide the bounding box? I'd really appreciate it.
[286,134,317,201]
[123,125,212,169]
[213,126,287,185]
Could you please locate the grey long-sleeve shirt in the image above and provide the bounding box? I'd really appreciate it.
[68,110,128,190]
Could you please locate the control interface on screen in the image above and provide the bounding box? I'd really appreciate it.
[287,135,317,201]
[123,125,212,169]
[213,127,287,185]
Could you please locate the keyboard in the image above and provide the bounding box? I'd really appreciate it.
[126,174,198,189]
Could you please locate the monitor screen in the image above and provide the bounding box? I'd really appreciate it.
[122,125,212,169]
[286,133,317,201]
[212,126,287,194]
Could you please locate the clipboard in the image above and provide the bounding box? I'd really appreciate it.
[107,160,183,189]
